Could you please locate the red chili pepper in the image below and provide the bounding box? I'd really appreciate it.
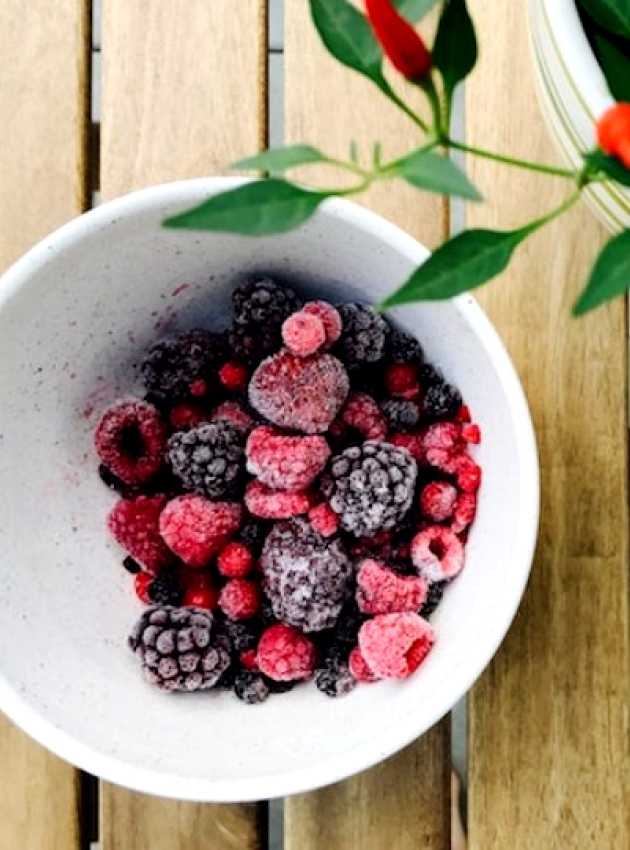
[597,102,630,169]
[365,0,432,82]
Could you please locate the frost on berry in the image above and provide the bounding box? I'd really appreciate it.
[356,558,428,615]
[159,494,242,567]
[211,401,255,433]
[307,502,340,537]
[95,398,167,485]
[108,495,172,575]
[303,301,342,348]
[348,646,379,682]
[341,393,387,440]
[419,481,458,522]
[256,623,316,681]
[282,310,326,357]
[451,492,477,534]
[245,480,314,519]
[411,525,465,582]
[246,426,330,491]
[358,612,435,679]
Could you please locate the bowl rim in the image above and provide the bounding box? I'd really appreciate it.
[0,177,540,801]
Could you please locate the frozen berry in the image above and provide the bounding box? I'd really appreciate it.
[249,349,349,434]
[217,541,254,578]
[386,326,424,365]
[108,495,172,575]
[462,423,481,443]
[217,617,262,653]
[423,381,462,421]
[239,648,259,671]
[380,399,420,432]
[256,624,316,681]
[234,671,269,704]
[348,646,379,682]
[95,399,167,485]
[385,363,419,399]
[189,378,209,398]
[168,421,245,500]
[169,402,210,431]
[423,421,462,453]
[356,558,428,615]
[141,329,227,399]
[219,579,261,620]
[245,480,314,520]
[451,491,477,533]
[454,453,482,493]
[332,598,366,646]
[358,612,435,679]
[231,278,301,362]
[134,571,153,604]
[261,518,353,632]
[456,405,471,422]
[307,503,340,537]
[148,570,183,605]
[246,426,330,491]
[335,303,388,369]
[159,495,242,567]
[418,363,442,387]
[419,481,458,522]
[420,581,446,618]
[282,311,326,357]
[183,586,218,610]
[389,431,424,462]
[211,401,255,432]
[303,301,342,348]
[315,648,356,698]
[341,393,387,440]
[411,525,465,581]
[219,361,248,392]
[322,441,417,537]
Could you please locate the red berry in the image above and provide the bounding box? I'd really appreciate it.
[389,431,424,461]
[240,648,259,671]
[169,402,210,430]
[219,579,261,620]
[211,401,254,432]
[108,495,171,574]
[356,558,428,615]
[219,361,248,391]
[189,378,209,398]
[423,421,462,452]
[245,480,314,520]
[348,647,379,682]
[159,494,242,567]
[451,492,477,534]
[303,301,342,348]
[134,571,153,604]
[419,481,458,522]
[461,423,481,444]
[245,426,330,491]
[308,503,340,537]
[178,568,213,592]
[341,393,387,440]
[256,624,316,681]
[358,613,435,679]
[183,586,218,610]
[411,525,465,581]
[456,405,471,422]
[385,363,419,399]
[217,541,254,578]
[454,453,482,493]
[282,311,326,357]
[95,398,167,485]
[597,102,630,168]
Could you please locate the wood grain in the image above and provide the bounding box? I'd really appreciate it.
[0,2,89,848]
[284,6,450,849]
[466,2,630,848]
[100,3,267,847]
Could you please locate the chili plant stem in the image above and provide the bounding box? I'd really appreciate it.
[445,138,578,179]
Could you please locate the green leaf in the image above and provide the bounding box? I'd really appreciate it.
[573,229,630,315]
[163,180,328,236]
[379,227,530,307]
[394,149,482,199]
[591,29,630,100]
[393,0,441,21]
[309,0,384,84]
[233,145,327,175]
[433,0,478,98]
[579,0,630,38]
[584,148,630,187]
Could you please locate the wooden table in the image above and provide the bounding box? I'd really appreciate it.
[1,2,629,848]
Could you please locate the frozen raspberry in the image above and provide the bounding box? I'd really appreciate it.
[148,569,183,605]
[211,401,255,432]
[159,495,242,567]
[234,671,269,704]
[380,399,420,432]
[108,495,172,575]
[217,541,254,578]
[423,422,462,453]
[303,301,342,348]
[420,581,446,618]
[245,480,314,519]
[256,624,316,681]
[308,503,340,537]
[341,393,387,440]
[386,326,424,365]
[423,381,462,421]
[249,349,349,434]
[385,363,419,399]
[219,361,248,392]
[462,423,481,444]
[356,559,428,615]
[424,447,457,475]
[335,303,388,369]
[348,646,379,682]
[183,585,219,610]
[245,426,330,491]
[454,453,482,493]
[389,431,424,462]
[95,399,167,485]
[419,481,458,522]
[134,571,153,604]
[451,491,477,533]
[411,525,465,581]
[261,518,353,631]
[282,311,326,357]
[169,402,210,431]
[219,579,261,620]
[315,647,356,697]
[358,612,435,679]
[456,405,471,422]
[239,648,259,671]
[141,329,227,399]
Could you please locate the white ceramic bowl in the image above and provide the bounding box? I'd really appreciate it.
[529,0,630,231]
[0,178,538,801]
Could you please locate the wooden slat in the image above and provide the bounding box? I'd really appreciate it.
[466,2,630,848]
[0,1,90,848]
[284,6,450,850]
[100,3,267,848]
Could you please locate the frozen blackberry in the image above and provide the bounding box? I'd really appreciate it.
[419,363,443,388]
[387,326,424,365]
[380,399,420,432]
[233,671,270,705]
[421,581,446,618]
[148,570,183,605]
[264,677,295,694]
[237,519,269,556]
[230,278,301,363]
[331,599,366,647]
[315,647,356,698]
[322,441,417,537]
[167,421,245,499]
[129,606,230,692]
[423,381,462,421]
[261,518,353,632]
[141,330,227,399]
[335,304,389,369]
[215,616,261,653]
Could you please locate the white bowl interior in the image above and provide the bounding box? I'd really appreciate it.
[0,179,538,800]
